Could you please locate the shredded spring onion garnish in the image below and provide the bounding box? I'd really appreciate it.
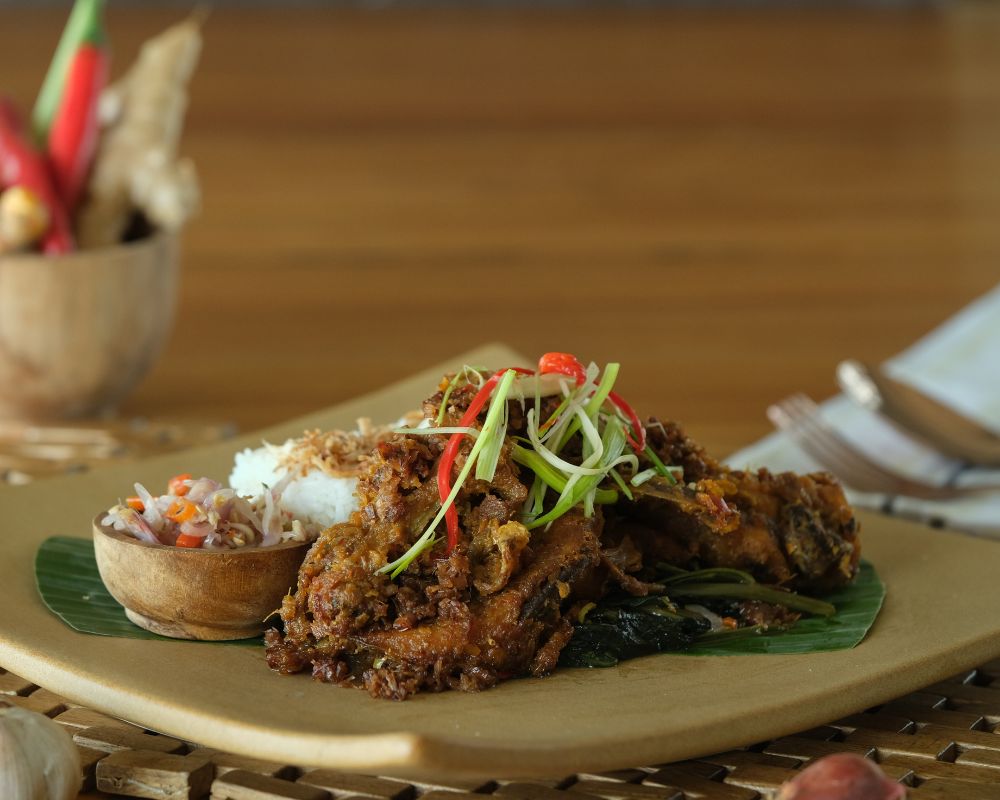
[516,361,641,529]
[510,445,618,506]
[435,365,487,425]
[631,468,659,487]
[608,468,634,501]
[392,426,482,438]
[643,444,679,485]
[379,354,686,578]
[379,369,519,578]
[527,416,631,530]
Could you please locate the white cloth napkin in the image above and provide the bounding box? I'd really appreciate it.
[727,283,1000,538]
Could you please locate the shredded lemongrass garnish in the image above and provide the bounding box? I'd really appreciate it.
[527,416,629,530]
[384,358,673,571]
[521,473,545,519]
[517,361,643,529]
[476,391,509,483]
[521,475,549,522]
[551,362,619,453]
[526,407,607,477]
[511,445,617,505]
[576,405,605,465]
[631,467,659,487]
[550,402,609,518]
[643,444,680,485]
[609,468,634,501]
[393,426,481,437]
[380,369,518,578]
[585,362,619,419]
[538,393,571,435]
[540,383,581,446]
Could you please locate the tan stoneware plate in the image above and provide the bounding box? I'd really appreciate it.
[2,344,1000,779]
[92,516,309,640]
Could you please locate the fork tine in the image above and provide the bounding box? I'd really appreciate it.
[767,394,975,500]
[768,400,898,494]
[782,395,991,500]
[775,394,951,497]
[782,394,911,485]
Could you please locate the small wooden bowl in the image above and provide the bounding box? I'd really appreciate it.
[0,233,179,420]
[92,514,309,641]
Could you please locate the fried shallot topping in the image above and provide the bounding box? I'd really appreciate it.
[277,412,423,478]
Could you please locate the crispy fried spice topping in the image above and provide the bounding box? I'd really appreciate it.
[276,412,423,478]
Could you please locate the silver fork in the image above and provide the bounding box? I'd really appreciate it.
[766,393,1000,500]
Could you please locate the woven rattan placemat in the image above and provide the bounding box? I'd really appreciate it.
[3,662,1000,799]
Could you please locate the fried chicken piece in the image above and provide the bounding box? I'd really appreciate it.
[267,509,600,700]
[622,418,860,592]
[266,385,861,700]
[266,422,603,699]
[357,512,600,694]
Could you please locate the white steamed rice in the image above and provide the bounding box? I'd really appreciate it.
[229,441,359,530]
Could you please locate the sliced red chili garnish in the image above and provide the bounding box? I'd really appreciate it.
[437,366,533,554]
[175,533,204,548]
[168,473,192,496]
[538,352,646,453]
[608,390,646,452]
[537,352,586,383]
[166,498,198,524]
[436,356,644,555]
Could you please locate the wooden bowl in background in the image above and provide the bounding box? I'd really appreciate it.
[92,514,309,641]
[0,233,179,420]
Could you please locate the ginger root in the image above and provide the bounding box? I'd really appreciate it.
[76,13,202,248]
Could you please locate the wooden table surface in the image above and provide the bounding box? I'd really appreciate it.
[3,5,999,459]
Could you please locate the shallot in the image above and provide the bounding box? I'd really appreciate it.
[775,753,906,800]
[102,472,309,549]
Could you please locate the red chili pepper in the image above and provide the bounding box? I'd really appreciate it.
[607,390,646,452]
[536,351,646,452]
[0,99,73,254]
[168,473,192,496]
[175,533,204,548]
[125,496,145,512]
[166,498,198,523]
[537,352,586,383]
[437,366,533,553]
[48,41,108,211]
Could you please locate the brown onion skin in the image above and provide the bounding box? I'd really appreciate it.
[776,753,907,800]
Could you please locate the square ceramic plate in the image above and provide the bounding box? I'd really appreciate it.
[2,343,1000,779]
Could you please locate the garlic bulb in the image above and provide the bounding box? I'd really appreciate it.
[0,702,80,800]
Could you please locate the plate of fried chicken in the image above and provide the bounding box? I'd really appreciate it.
[2,344,1000,778]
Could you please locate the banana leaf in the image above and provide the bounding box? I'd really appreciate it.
[683,561,884,656]
[35,536,259,645]
[37,536,884,662]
